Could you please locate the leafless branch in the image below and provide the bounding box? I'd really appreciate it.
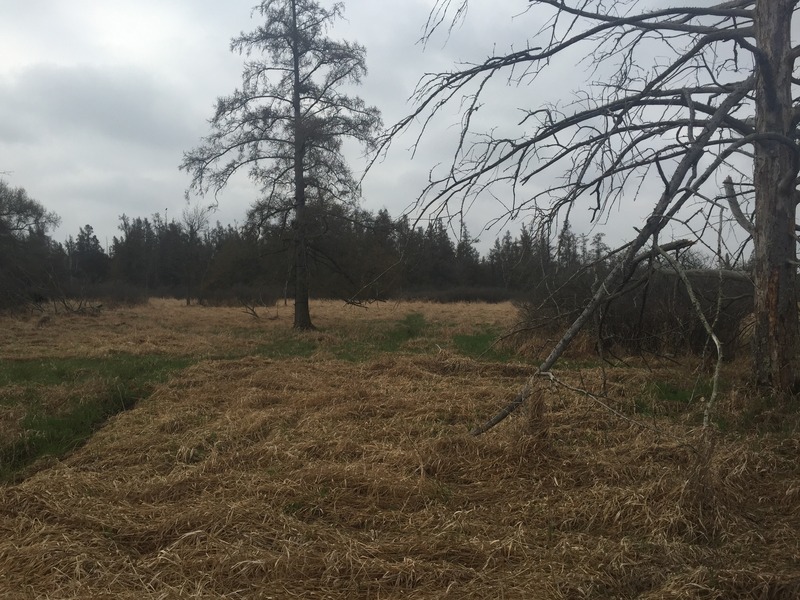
[470,238,695,436]
[723,175,754,235]
[656,245,722,429]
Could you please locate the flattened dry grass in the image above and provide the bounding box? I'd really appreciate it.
[0,354,191,482]
[0,299,518,481]
[1,348,798,598]
[1,300,799,598]
[0,298,518,360]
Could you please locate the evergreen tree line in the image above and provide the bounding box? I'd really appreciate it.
[3,180,754,357]
[2,180,630,310]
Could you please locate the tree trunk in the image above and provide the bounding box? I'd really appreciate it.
[293,203,314,330]
[752,0,798,392]
[290,0,314,330]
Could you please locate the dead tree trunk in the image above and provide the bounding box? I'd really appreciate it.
[752,0,798,391]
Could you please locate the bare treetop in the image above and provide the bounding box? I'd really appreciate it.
[381,0,799,416]
[380,0,789,233]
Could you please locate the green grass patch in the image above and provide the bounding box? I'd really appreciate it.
[0,355,188,388]
[649,379,712,405]
[327,314,425,360]
[384,313,427,348]
[0,354,190,483]
[731,392,800,434]
[328,313,439,361]
[452,329,515,362]
[335,313,435,360]
[633,378,715,418]
[331,339,374,362]
[330,315,524,362]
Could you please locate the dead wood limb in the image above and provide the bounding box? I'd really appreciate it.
[656,244,723,429]
[471,63,751,437]
[653,267,752,283]
[470,238,695,436]
[723,175,754,236]
[241,303,261,319]
[469,376,539,436]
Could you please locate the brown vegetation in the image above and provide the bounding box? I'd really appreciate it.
[0,299,513,360]
[0,300,798,598]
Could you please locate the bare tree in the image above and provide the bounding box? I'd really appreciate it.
[0,181,62,310]
[181,203,211,306]
[0,180,59,239]
[377,0,799,422]
[182,0,382,329]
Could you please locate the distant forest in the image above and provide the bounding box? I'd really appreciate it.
[5,180,758,357]
[2,179,631,309]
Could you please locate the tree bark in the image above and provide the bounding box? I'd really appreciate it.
[293,203,314,330]
[752,0,798,391]
[290,0,314,330]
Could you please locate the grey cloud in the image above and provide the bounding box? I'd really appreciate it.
[0,0,634,252]
[0,64,197,149]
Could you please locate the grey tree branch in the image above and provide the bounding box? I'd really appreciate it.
[655,245,723,429]
[470,238,694,436]
[723,175,754,236]
[390,0,798,415]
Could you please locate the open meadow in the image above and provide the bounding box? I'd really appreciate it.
[0,299,798,599]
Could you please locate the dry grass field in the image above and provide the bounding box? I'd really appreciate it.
[0,299,798,598]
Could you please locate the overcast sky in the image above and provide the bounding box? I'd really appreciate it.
[0,0,694,254]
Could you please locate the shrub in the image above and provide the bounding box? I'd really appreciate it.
[80,282,150,307]
[517,267,753,358]
[396,286,518,303]
[200,283,282,308]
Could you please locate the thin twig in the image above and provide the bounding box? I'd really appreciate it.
[541,370,700,454]
[656,245,722,428]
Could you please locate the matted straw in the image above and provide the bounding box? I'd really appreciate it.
[1,302,798,598]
